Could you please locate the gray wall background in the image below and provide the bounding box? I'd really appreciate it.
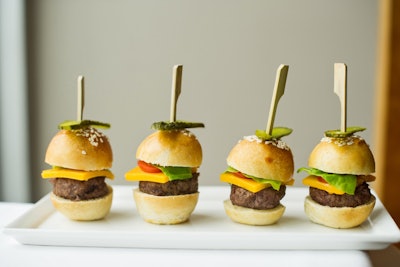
[26,0,378,201]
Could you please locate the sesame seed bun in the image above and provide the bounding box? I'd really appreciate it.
[222,136,293,225]
[45,128,113,221]
[131,129,202,224]
[226,136,294,183]
[308,136,375,175]
[136,130,202,167]
[304,135,376,229]
[45,128,113,171]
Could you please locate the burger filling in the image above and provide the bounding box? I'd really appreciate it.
[309,182,372,207]
[50,176,109,201]
[224,166,283,191]
[127,160,199,196]
[139,174,198,196]
[230,184,286,210]
[298,167,375,208]
[220,166,292,210]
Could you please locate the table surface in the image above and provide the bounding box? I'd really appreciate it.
[1,201,399,267]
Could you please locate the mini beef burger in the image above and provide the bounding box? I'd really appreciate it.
[41,121,114,221]
[220,128,294,226]
[298,127,376,229]
[125,121,204,224]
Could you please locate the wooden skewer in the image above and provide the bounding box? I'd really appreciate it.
[77,75,85,122]
[170,65,183,122]
[334,63,347,132]
[266,64,289,135]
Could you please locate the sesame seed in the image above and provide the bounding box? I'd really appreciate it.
[321,135,363,146]
[181,129,194,137]
[242,135,290,150]
[74,127,107,147]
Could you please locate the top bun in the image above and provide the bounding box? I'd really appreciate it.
[136,130,202,167]
[45,128,113,171]
[226,136,294,183]
[308,135,375,175]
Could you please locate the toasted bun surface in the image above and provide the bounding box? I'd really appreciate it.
[133,189,199,224]
[136,130,202,167]
[50,185,113,221]
[304,195,376,229]
[308,136,375,175]
[223,200,285,225]
[226,136,294,183]
[45,128,113,171]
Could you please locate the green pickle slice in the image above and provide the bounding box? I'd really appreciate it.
[255,127,292,141]
[58,120,110,130]
[324,126,366,138]
[151,121,205,131]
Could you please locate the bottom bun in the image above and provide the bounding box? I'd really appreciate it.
[304,195,376,229]
[133,188,199,225]
[50,185,113,221]
[223,199,285,226]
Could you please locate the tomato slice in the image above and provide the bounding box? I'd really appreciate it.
[137,160,161,173]
[317,176,327,183]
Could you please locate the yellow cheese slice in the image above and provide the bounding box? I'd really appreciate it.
[41,167,114,181]
[302,175,345,195]
[220,172,271,193]
[125,166,169,183]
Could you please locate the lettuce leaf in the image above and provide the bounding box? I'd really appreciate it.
[297,167,357,195]
[158,166,193,181]
[226,166,282,191]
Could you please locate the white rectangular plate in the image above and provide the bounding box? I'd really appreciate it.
[4,186,400,250]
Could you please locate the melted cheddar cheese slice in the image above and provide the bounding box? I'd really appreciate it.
[302,175,345,195]
[125,166,169,183]
[220,172,271,193]
[41,167,114,181]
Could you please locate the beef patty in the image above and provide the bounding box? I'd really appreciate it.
[139,174,199,196]
[50,176,109,201]
[230,184,286,210]
[309,182,373,208]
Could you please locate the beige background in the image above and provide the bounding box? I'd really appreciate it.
[26,0,378,200]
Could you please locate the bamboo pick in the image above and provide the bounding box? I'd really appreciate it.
[266,64,289,135]
[334,63,347,132]
[77,75,85,122]
[170,65,183,122]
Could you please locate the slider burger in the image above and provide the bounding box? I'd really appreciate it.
[125,121,204,224]
[41,120,114,221]
[220,128,294,225]
[298,127,376,229]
